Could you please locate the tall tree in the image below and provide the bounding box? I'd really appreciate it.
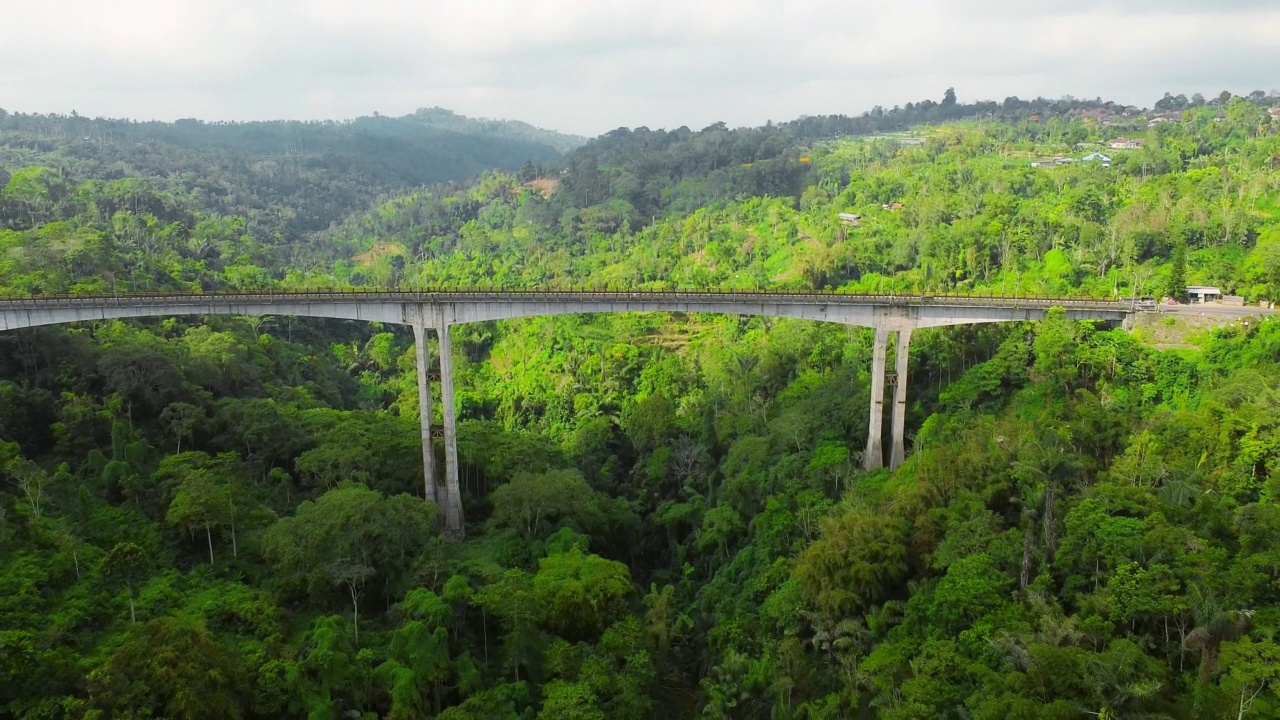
[263,483,438,642]
[100,542,150,623]
[87,617,243,719]
[1168,239,1188,299]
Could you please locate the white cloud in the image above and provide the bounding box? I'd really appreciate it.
[0,0,1277,135]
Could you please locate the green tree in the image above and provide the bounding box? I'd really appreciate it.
[697,504,744,560]
[167,469,232,563]
[436,682,528,720]
[375,590,454,718]
[475,569,544,682]
[794,508,909,618]
[1033,307,1082,392]
[538,680,604,720]
[1216,637,1280,719]
[263,483,438,643]
[1167,238,1187,299]
[160,401,204,453]
[533,547,633,641]
[100,542,150,623]
[620,392,676,454]
[488,470,609,538]
[160,452,251,562]
[87,616,243,719]
[5,454,48,519]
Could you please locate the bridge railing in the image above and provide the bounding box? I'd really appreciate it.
[0,287,1130,308]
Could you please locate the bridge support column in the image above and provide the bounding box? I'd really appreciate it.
[437,321,465,538]
[864,326,889,471]
[890,328,912,470]
[412,322,439,505]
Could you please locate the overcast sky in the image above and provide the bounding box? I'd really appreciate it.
[2,0,1278,137]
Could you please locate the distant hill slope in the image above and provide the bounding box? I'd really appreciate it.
[406,107,586,153]
[305,94,1280,305]
[555,93,1137,221]
[0,108,576,234]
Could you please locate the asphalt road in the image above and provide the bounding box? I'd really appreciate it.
[1154,302,1276,318]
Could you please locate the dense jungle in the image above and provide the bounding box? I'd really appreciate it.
[2,90,1280,719]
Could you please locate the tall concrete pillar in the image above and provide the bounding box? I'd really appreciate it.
[437,321,465,538]
[412,322,439,505]
[864,326,889,471]
[890,328,913,470]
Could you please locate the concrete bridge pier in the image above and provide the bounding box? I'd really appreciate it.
[889,328,912,470]
[411,322,439,506]
[864,327,889,470]
[864,325,913,472]
[436,318,465,539]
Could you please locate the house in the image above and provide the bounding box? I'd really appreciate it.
[1109,138,1143,150]
[1030,159,1059,168]
[1082,152,1112,166]
[837,213,862,227]
[1072,108,1114,125]
[1147,112,1181,127]
[882,201,905,211]
[1186,286,1222,303]
[1269,107,1280,120]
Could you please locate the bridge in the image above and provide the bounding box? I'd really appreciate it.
[0,290,1135,537]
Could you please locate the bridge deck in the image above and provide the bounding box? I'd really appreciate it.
[0,289,1133,312]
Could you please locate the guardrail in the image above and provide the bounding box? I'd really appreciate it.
[0,288,1132,310]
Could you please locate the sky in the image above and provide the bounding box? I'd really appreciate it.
[2,0,1278,137]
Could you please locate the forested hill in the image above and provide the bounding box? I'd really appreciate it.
[314,94,1280,302]
[3,91,1280,719]
[405,108,586,154]
[555,91,1145,222]
[0,107,579,241]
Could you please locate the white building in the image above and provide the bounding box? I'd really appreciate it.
[1186,286,1222,303]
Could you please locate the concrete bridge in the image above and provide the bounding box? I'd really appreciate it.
[0,290,1135,537]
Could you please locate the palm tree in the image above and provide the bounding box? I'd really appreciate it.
[1185,585,1252,686]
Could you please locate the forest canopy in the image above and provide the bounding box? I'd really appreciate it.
[2,90,1280,719]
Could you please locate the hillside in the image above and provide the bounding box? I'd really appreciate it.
[0,107,577,254]
[313,98,1280,304]
[406,107,587,154]
[2,92,1280,719]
